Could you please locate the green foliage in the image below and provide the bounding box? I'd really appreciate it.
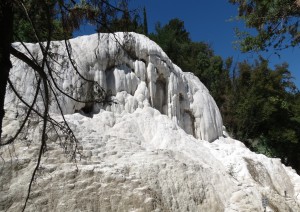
[13,0,71,42]
[224,58,300,172]
[150,19,190,67]
[229,0,300,51]
[96,1,144,34]
[13,0,146,42]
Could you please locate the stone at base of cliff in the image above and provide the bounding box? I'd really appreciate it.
[1,107,300,211]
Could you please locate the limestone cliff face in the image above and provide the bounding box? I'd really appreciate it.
[1,33,300,212]
[8,33,222,142]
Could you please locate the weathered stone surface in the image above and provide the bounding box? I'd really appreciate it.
[1,33,300,212]
[7,33,222,142]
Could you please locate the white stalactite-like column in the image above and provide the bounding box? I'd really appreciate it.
[8,32,223,142]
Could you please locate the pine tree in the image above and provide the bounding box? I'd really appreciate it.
[143,7,148,35]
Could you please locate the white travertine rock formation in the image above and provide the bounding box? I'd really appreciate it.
[1,33,300,212]
[1,108,300,211]
[7,32,222,142]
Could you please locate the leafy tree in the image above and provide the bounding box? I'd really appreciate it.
[13,0,71,42]
[96,1,144,33]
[109,10,143,33]
[232,59,296,138]
[227,0,300,172]
[150,19,190,67]
[229,0,300,52]
[224,58,300,172]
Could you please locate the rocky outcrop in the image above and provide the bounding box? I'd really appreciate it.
[7,33,222,142]
[1,107,300,211]
[1,33,300,211]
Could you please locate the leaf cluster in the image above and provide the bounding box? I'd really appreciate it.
[230,0,300,52]
[13,0,149,42]
[225,58,300,171]
[13,0,71,42]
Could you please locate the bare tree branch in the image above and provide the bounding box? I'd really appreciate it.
[0,78,41,146]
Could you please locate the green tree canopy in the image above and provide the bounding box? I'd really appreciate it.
[96,0,144,33]
[13,0,71,42]
[229,0,300,52]
[150,19,191,67]
[224,58,300,171]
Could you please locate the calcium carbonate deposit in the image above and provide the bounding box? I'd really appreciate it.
[1,33,300,211]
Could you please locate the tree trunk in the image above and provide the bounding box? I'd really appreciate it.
[0,1,13,142]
